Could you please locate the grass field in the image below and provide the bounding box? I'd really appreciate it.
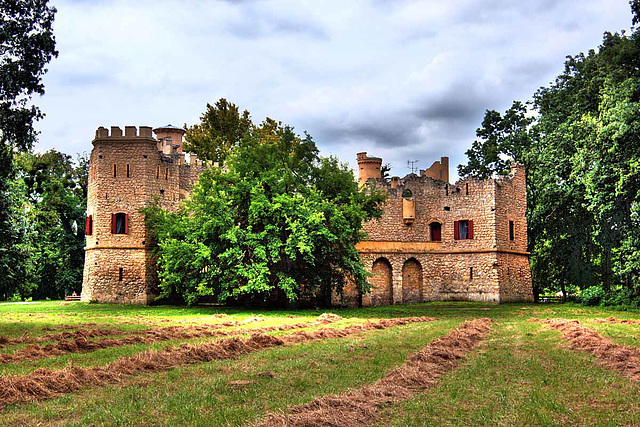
[0,301,637,426]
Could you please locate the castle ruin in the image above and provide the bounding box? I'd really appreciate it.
[81,127,533,305]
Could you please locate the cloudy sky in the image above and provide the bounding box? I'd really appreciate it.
[35,0,633,181]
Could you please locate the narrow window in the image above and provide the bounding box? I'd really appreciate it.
[454,220,474,240]
[165,167,168,180]
[430,222,442,242]
[111,213,129,234]
[126,164,130,178]
[85,215,93,236]
[119,268,123,282]
[156,166,160,179]
[509,220,515,241]
[465,183,469,195]
[470,267,473,280]
[113,164,117,178]
[445,185,449,196]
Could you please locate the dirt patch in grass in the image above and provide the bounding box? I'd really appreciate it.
[534,318,640,382]
[0,316,435,407]
[259,318,492,427]
[593,317,640,326]
[0,314,350,365]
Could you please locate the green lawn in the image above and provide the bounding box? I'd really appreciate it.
[0,301,638,426]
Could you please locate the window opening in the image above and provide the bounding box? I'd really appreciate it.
[444,206,450,211]
[113,164,117,178]
[156,166,160,179]
[111,213,128,234]
[466,183,469,195]
[454,220,473,240]
[165,167,168,180]
[430,222,442,242]
[126,164,130,178]
[470,267,473,280]
[445,185,449,196]
[119,268,123,282]
[509,220,515,241]
[401,189,412,198]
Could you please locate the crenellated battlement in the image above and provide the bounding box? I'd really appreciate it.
[94,126,155,140]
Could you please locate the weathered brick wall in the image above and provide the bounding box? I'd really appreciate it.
[82,126,187,304]
[343,157,534,307]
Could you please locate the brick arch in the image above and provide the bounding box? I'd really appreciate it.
[402,257,423,303]
[370,257,393,306]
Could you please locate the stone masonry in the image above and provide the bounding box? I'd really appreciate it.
[81,125,206,304]
[82,129,533,305]
[336,152,534,306]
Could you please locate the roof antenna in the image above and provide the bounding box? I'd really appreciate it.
[407,159,420,175]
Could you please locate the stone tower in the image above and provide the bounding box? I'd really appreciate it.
[356,152,382,186]
[81,125,185,304]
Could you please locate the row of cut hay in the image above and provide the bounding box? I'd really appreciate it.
[259,317,492,427]
[0,314,351,365]
[534,318,640,382]
[0,315,271,349]
[0,316,436,407]
[593,316,640,326]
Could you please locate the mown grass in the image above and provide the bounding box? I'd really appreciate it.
[0,301,638,426]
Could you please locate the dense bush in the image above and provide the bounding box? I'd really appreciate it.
[578,287,605,306]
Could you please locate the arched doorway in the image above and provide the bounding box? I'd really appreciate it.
[402,258,423,303]
[370,258,393,306]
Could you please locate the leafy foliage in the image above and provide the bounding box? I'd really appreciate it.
[148,118,385,306]
[459,2,640,304]
[183,98,252,164]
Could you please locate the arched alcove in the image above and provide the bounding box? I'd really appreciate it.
[402,258,423,303]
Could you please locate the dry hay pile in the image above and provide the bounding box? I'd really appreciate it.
[260,318,492,427]
[535,318,640,382]
[0,316,435,407]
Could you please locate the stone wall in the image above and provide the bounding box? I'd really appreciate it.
[81,126,195,304]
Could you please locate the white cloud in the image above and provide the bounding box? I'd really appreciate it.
[36,0,633,181]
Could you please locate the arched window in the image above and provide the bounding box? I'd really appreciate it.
[430,222,441,241]
[401,189,413,198]
[111,213,129,234]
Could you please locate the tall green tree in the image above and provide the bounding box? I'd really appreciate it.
[459,1,640,302]
[0,0,57,300]
[148,120,385,306]
[19,150,88,299]
[183,98,252,163]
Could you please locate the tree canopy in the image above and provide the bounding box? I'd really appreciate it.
[148,115,385,306]
[458,1,640,305]
[183,98,252,164]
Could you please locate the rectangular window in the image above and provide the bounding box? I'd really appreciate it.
[430,222,441,242]
[111,213,129,234]
[113,164,117,178]
[465,183,469,195]
[85,215,93,236]
[470,267,473,280]
[119,267,123,282]
[126,164,130,178]
[165,167,169,180]
[509,220,515,241]
[454,220,474,240]
[156,166,160,179]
